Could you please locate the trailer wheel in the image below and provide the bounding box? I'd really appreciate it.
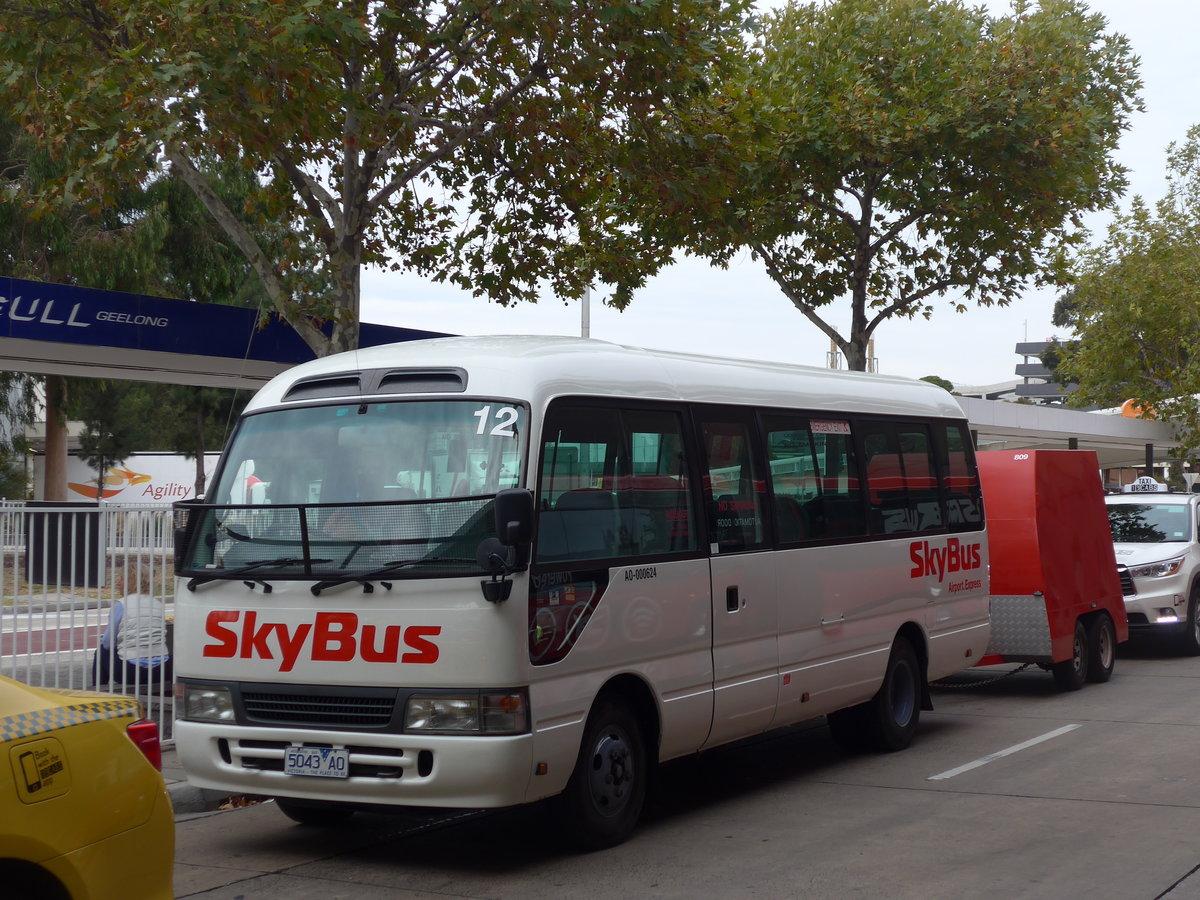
[1180,589,1200,657]
[1052,620,1089,691]
[860,637,921,752]
[275,798,357,826]
[556,694,647,851]
[1085,613,1116,683]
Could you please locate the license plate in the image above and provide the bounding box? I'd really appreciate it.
[284,746,350,779]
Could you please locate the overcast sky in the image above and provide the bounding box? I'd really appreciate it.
[361,0,1199,388]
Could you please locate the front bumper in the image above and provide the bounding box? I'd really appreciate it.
[174,720,535,809]
[1124,577,1189,630]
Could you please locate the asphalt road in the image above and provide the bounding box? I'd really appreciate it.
[171,637,1200,899]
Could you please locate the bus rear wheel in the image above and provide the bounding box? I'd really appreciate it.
[828,637,921,754]
[557,694,647,851]
[860,637,921,752]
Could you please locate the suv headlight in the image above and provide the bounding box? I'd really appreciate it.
[1128,556,1186,579]
[404,689,529,734]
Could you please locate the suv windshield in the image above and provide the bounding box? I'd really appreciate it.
[1108,502,1193,543]
[180,399,526,580]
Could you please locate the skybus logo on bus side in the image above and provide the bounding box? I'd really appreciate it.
[909,538,982,582]
[202,611,442,672]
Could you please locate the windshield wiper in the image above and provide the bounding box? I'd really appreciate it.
[310,557,477,596]
[187,557,332,591]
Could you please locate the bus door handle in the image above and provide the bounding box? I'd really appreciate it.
[726,586,741,612]
[821,615,845,628]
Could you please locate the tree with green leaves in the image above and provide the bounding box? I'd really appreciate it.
[1055,125,1200,454]
[0,0,750,356]
[631,0,1141,370]
[151,385,248,496]
[71,380,157,499]
[3,114,278,495]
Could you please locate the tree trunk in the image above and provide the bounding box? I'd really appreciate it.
[193,406,206,498]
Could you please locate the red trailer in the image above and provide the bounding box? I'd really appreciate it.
[976,449,1128,690]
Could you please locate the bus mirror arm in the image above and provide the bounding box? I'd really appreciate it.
[476,536,519,604]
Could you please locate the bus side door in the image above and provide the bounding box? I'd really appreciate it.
[694,409,780,749]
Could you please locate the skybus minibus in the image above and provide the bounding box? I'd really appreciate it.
[173,335,989,849]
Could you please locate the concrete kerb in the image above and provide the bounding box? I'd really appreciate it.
[162,746,255,815]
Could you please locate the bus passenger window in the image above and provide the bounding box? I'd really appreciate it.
[698,416,766,553]
[764,416,865,542]
[863,423,943,535]
[939,424,984,531]
[607,409,696,557]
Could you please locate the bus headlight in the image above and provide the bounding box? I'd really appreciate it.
[1129,556,1186,579]
[404,690,528,735]
[182,685,236,723]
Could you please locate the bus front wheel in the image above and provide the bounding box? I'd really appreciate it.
[557,694,647,852]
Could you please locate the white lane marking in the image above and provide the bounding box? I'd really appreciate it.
[927,724,1082,781]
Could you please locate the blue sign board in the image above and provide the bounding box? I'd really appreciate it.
[0,277,447,364]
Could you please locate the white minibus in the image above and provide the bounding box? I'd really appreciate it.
[173,335,989,848]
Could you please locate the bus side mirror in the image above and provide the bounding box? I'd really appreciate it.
[172,499,205,573]
[494,488,534,548]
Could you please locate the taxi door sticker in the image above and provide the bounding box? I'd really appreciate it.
[10,738,69,803]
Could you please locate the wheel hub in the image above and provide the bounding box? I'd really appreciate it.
[588,731,633,814]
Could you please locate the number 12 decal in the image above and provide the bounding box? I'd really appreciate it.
[473,405,520,437]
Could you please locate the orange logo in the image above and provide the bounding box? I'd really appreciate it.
[67,466,152,500]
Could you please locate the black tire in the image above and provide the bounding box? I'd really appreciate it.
[1180,589,1200,656]
[557,694,647,851]
[858,637,922,753]
[274,798,357,826]
[1052,620,1089,691]
[1085,613,1117,683]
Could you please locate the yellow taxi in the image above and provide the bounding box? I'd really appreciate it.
[0,675,174,899]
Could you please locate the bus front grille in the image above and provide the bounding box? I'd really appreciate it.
[242,691,395,728]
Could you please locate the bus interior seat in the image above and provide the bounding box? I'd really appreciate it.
[537,489,618,562]
[605,475,685,555]
[773,496,809,543]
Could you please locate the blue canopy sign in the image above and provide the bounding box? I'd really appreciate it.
[0,277,447,388]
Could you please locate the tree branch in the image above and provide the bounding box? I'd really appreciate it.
[754,241,846,351]
[165,146,325,354]
[367,55,546,219]
[865,277,957,332]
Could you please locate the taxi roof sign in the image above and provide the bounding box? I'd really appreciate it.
[1124,476,1168,493]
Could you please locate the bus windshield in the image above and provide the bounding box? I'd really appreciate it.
[181,399,527,581]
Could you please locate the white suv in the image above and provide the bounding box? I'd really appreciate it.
[1106,490,1200,654]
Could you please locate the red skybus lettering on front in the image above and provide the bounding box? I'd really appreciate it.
[202,610,441,671]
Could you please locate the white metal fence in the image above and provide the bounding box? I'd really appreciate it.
[0,502,176,744]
